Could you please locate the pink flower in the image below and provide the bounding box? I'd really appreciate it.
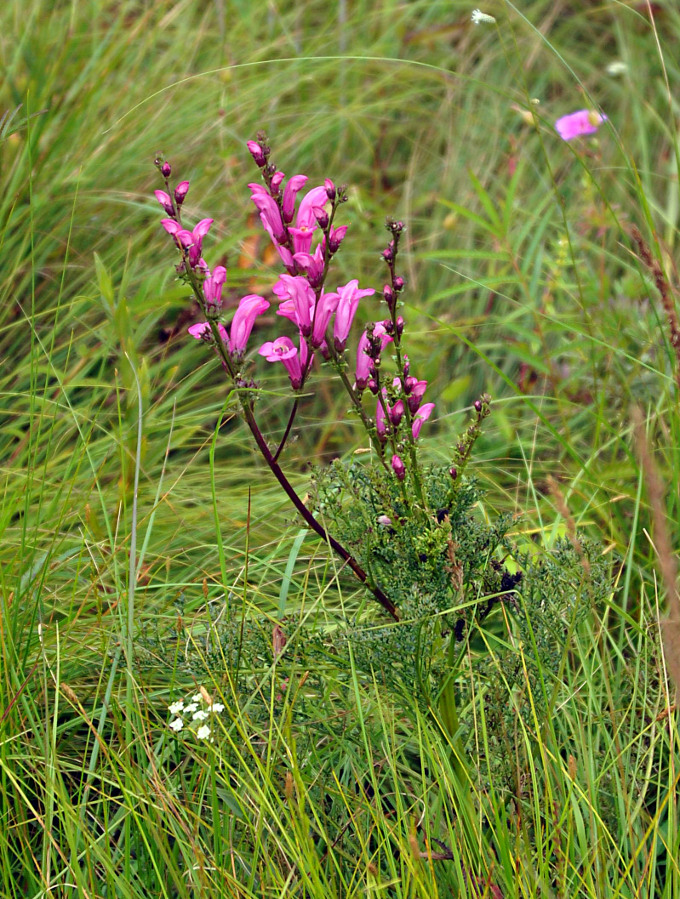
[293,245,325,287]
[405,378,428,414]
[259,336,307,389]
[176,218,214,268]
[327,224,348,254]
[412,403,435,440]
[229,294,270,355]
[155,190,174,215]
[273,275,315,335]
[247,140,266,167]
[188,322,229,343]
[555,109,607,141]
[391,455,405,480]
[249,184,286,244]
[174,181,190,205]
[203,265,227,310]
[376,395,389,440]
[311,291,339,347]
[296,186,329,230]
[333,280,375,352]
[282,175,308,224]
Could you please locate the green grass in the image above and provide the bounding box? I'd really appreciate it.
[1,0,680,895]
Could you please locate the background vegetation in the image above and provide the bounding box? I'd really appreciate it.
[1,0,679,895]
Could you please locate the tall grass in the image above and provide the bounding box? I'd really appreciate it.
[1,0,679,895]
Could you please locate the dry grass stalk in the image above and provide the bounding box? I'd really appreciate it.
[632,407,680,692]
[630,225,680,390]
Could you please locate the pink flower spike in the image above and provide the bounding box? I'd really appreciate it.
[229,295,270,355]
[259,336,303,389]
[204,265,227,309]
[555,109,607,141]
[155,190,174,215]
[412,403,435,440]
[311,291,339,348]
[282,175,309,224]
[333,280,375,352]
[391,455,406,481]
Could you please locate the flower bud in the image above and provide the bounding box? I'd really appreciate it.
[174,181,189,205]
[324,178,336,201]
[403,355,410,378]
[393,276,405,292]
[382,241,394,263]
[383,284,394,309]
[161,161,172,178]
[247,140,267,167]
[474,398,483,413]
[391,454,406,480]
[449,466,458,480]
[396,316,404,337]
[313,206,329,229]
[270,171,284,195]
[328,225,347,254]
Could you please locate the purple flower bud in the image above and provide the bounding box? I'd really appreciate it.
[270,171,285,195]
[382,246,394,263]
[396,316,404,337]
[389,399,405,427]
[474,399,483,413]
[449,467,458,481]
[391,455,405,480]
[247,140,267,167]
[328,225,347,254]
[161,162,172,178]
[403,355,410,378]
[325,178,336,201]
[393,276,405,292]
[383,284,394,309]
[313,206,329,229]
[174,181,190,205]
[154,190,174,216]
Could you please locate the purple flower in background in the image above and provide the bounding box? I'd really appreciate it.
[555,109,607,141]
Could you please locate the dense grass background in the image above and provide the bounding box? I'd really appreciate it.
[1,0,679,895]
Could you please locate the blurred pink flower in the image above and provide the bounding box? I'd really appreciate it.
[555,109,606,141]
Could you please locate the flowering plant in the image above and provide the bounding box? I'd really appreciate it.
[152,136,610,752]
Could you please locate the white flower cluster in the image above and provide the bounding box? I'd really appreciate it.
[167,688,225,742]
[471,9,496,24]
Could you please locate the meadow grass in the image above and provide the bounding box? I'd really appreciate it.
[1,0,679,895]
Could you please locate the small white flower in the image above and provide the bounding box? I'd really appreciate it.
[168,718,184,732]
[184,702,199,714]
[192,710,209,721]
[210,702,225,714]
[196,725,211,740]
[191,693,203,702]
[471,9,496,24]
[606,61,627,76]
[168,701,184,716]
